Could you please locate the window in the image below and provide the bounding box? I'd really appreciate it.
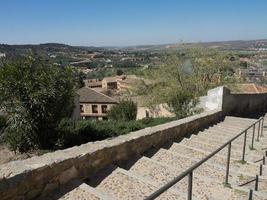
[92,105,98,113]
[80,105,84,113]
[101,105,108,113]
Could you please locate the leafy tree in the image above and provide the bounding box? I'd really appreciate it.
[135,47,239,118]
[0,55,76,152]
[116,69,124,76]
[107,99,137,121]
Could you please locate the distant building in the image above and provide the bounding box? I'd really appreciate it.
[84,79,102,88]
[236,68,267,79]
[102,76,122,90]
[0,53,6,58]
[117,75,142,92]
[77,87,117,120]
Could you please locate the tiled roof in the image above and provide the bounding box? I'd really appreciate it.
[77,87,117,103]
[229,83,267,94]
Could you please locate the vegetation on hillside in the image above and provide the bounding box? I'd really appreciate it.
[135,47,240,118]
[107,100,137,121]
[0,56,76,152]
[56,117,175,148]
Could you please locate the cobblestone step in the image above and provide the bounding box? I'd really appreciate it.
[152,149,267,187]
[179,138,244,158]
[96,167,184,200]
[59,183,112,200]
[169,143,266,176]
[190,133,266,160]
[199,130,267,151]
[147,151,260,199]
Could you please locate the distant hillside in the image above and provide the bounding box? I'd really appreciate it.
[0,43,104,58]
[0,39,266,57]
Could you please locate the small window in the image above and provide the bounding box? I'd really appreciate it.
[80,105,84,113]
[101,105,108,113]
[92,105,98,113]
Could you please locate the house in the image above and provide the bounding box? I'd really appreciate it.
[77,87,117,120]
[0,53,5,58]
[84,79,102,88]
[117,75,142,92]
[102,76,122,90]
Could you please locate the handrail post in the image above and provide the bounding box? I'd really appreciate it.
[242,131,247,162]
[260,164,263,176]
[248,189,253,200]
[255,175,259,191]
[188,171,193,200]
[261,117,264,137]
[257,120,261,141]
[225,143,231,185]
[263,156,266,165]
[251,124,255,149]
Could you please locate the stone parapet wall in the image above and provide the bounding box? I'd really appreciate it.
[205,86,267,116]
[0,110,222,200]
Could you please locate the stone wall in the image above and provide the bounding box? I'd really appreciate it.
[0,110,222,200]
[205,86,267,117]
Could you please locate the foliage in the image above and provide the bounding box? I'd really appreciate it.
[57,116,176,148]
[0,56,76,152]
[116,69,124,76]
[0,115,6,130]
[135,47,239,118]
[107,100,137,121]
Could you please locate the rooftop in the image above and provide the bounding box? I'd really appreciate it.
[77,87,117,103]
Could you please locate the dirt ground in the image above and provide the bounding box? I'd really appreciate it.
[0,144,38,165]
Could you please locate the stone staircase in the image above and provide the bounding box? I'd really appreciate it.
[56,116,267,200]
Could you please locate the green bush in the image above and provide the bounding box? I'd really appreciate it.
[0,115,6,130]
[0,56,75,152]
[108,99,137,121]
[56,117,176,149]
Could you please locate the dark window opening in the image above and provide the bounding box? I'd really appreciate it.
[92,105,98,113]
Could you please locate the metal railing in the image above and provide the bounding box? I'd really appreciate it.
[145,117,265,200]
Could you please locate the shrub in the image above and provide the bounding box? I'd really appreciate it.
[0,115,6,130]
[108,99,137,121]
[0,56,76,152]
[56,117,176,149]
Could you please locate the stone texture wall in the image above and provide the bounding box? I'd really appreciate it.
[205,86,267,117]
[0,110,222,200]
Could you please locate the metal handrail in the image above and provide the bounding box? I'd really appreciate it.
[145,117,265,200]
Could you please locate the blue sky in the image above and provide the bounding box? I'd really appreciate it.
[0,0,266,46]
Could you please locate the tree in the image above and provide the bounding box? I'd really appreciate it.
[108,99,137,121]
[116,69,124,76]
[135,47,239,118]
[0,55,76,152]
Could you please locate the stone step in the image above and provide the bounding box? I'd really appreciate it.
[169,143,266,176]
[96,167,184,200]
[213,124,262,136]
[199,130,267,159]
[190,134,265,153]
[150,149,255,186]
[148,150,261,199]
[199,130,267,151]
[179,138,243,158]
[59,183,112,200]
[189,135,244,151]
[223,116,258,123]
